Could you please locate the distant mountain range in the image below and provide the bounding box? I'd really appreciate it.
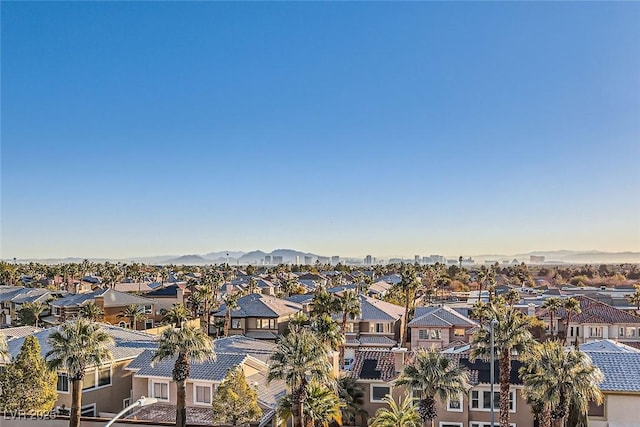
[6,249,640,265]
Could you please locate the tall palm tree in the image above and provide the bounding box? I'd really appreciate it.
[0,334,8,362]
[278,381,343,427]
[471,300,535,427]
[396,348,469,427]
[338,290,361,368]
[399,265,420,346]
[541,297,563,337]
[79,302,104,322]
[17,301,46,328]
[562,298,581,345]
[46,319,113,427]
[312,289,340,317]
[520,340,603,427]
[268,327,333,427]
[369,395,420,427]
[338,377,367,426]
[161,304,189,327]
[187,290,204,319]
[627,285,640,310]
[118,304,147,330]
[310,314,344,352]
[152,325,214,427]
[223,293,240,337]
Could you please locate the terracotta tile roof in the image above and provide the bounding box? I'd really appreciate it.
[536,295,640,324]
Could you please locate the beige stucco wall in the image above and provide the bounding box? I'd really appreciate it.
[589,393,640,427]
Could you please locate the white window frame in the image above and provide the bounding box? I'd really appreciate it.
[123,398,131,409]
[145,319,154,329]
[80,403,96,417]
[469,389,516,413]
[96,365,112,388]
[447,392,464,412]
[150,380,170,401]
[231,318,242,329]
[193,383,213,406]
[440,423,463,427]
[144,304,152,314]
[370,385,392,403]
[57,372,70,394]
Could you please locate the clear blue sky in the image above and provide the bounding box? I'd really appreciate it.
[2,2,639,259]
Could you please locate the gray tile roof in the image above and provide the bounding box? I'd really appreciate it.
[408,305,478,328]
[580,339,640,353]
[0,326,43,340]
[132,349,247,382]
[213,335,276,362]
[358,295,404,321]
[213,294,302,318]
[0,286,54,304]
[6,323,158,362]
[50,288,154,308]
[358,336,397,346]
[583,352,640,392]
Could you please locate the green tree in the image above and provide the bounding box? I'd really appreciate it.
[541,297,563,337]
[223,293,240,337]
[520,340,603,427]
[152,325,214,427]
[471,300,535,427]
[337,377,367,426]
[310,314,344,351]
[312,289,340,317]
[79,302,104,322]
[398,265,420,346]
[0,335,57,413]
[161,303,189,327]
[268,326,333,427]
[118,304,146,330]
[278,381,343,427]
[628,285,640,310]
[0,335,7,362]
[369,395,420,427]
[211,366,262,426]
[46,319,113,427]
[338,290,361,368]
[396,348,469,427]
[562,298,581,345]
[16,301,46,328]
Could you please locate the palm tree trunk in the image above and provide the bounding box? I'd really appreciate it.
[292,400,303,427]
[499,348,511,427]
[401,289,410,347]
[549,311,554,337]
[176,378,187,427]
[540,404,552,427]
[340,313,348,369]
[224,312,230,337]
[70,379,82,427]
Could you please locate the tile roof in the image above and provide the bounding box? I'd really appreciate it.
[132,349,246,382]
[0,286,54,304]
[6,323,158,362]
[408,305,478,328]
[0,326,43,340]
[349,350,397,382]
[212,294,302,318]
[358,295,404,322]
[536,295,640,324]
[50,288,154,308]
[358,336,397,346]
[583,352,640,392]
[580,339,640,353]
[213,335,275,362]
[128,403,216,425]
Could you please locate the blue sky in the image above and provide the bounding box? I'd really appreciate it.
[2,2,639,259]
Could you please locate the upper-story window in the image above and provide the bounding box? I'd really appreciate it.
[57,373,69,393]
[231,319,242,329]
[470,390,515,412]
[627,327,637,338]
[589,327,603,338]
[256,318,276,329]
[453,328,465,337]
[370,323,390,333]
[419,329,442,340]
[447,393,463,412]
[370,385,391,403]
[151,381,169,401]
[143,304,152,314]
[194,384,213,405]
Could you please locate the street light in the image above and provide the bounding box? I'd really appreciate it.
[104,396,158,427]
[490,318,498,427]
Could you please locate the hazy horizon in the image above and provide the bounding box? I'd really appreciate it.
[2,2,639,260]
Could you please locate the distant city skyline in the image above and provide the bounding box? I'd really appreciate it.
[1,2,639,259]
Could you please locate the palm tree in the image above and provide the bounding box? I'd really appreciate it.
[161,304,189,327]
[223,293,240,337]
[79,302,104,322]
[520,340,603,427]
[338,377,367,426]
[0,334,8,362]
[152,325,215,427]
[471,300,535,427]
[268,327,333,427]
[310,314,344,351]
[187,291,204,319]
[396,348,469,427]
[338,290,361,368]
[541,297,563,337]
[17,301,46,328]
[46,319,113,427]
[312,289,340,317]
[278,381,343,427]
[369,395,420,427]
[118,304,147,330]
[627,285,640,310]
[562,298,581,345]
[399,265,420,346]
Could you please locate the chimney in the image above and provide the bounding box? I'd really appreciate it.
[527,303,536,317]
[391,347,408,374]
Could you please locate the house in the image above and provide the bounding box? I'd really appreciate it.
[48,288,159,329]
[536,295,640,345]
[4,323,158,417]
[143,283,188,316]
[582,340,640,427]
[211,293,303,340]
[0,286,58,326]
[408,305,478,350]
[126,336,285,426]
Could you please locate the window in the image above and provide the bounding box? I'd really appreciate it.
[118,321,128,328]
[447,393,463,412]
[80,404,96,417]
[470,389,515,412]
[371,385,391,403]
[57,373,69,393]
[82,370,96,390]
[232,319,242,329]
[345,322,355,333]
[54,307,61,316]
[620,327,625,337]
[256,318,276,329]
[144,304,152,314]
[454,328,465,337]
[440,424,463,427]
[570,326,574,337]
[627,327,636,338]
[152,381,169,401]
[97,366,111,387]
[145,319,154,329]
[194,384,212,405]
[419,330,429,340]
[371,323,389,333]
[588,401,605,417]
[589,327,602,338]
[123,398,131,409]
[430,329,442,339]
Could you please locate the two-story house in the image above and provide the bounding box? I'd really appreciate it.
[211,293,303,340]
[4,323,158,417]
[0,286,58,326]
[408,305,478,350]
